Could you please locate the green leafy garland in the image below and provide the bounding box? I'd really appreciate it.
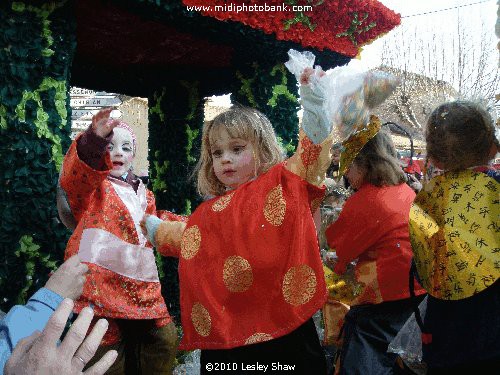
[231,61,300,156]
[148,79,204,320]
[0,0,76,309]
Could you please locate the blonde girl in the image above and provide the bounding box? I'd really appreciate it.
[144,51,396,374]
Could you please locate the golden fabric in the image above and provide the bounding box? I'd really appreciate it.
[338,115,382,177]
[282,264,317,306]
[181,225,202,260]
[263,184,287,226]
[286,129,335,187]
[212,191,235,212]
[155,220,186,257]
[245,333,273,345]
[410,170,499,300]
[322,298,350,346]
[191,302,212,337]
[223,255,254,292]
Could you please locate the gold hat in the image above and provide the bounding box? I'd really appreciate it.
[409,169,499,300]
[338,115,382,177]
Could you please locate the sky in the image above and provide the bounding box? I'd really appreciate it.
[211,0,498,106]
[359,0,498,69]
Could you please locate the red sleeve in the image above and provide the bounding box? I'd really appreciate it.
[156,210,189,223]
[76,126,112,171]
[325,189,386,274]
[145,189,156,215]
[281,162,326,213]
[59,137,112,222]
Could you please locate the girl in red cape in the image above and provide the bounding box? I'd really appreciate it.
[143,50,397,374]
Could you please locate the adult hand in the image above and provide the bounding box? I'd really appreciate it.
[44,255,88,300]
[4,299,117,375]
[91,108,120,138]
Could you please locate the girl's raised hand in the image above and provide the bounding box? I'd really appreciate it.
[92,108,120,138]
[300,67,325,85]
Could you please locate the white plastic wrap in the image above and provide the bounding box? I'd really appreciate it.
[388,296,428,375]
[284,49,316,82]
[173,350,201,375]
[285,49,398,144]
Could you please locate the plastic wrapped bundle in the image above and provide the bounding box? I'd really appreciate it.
[285,49,399,144]
[388,297,428,375]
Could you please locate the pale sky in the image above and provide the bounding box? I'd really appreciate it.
[359,0,497,69]
[211,0,498,106]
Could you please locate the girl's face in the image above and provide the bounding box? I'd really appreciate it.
[108,127,135,178]
[345,161,365,190]
[211,128,256,190]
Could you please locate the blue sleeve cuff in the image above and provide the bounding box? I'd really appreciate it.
[146,215,163,248]
[0,288,63,355]
[29,288,63,311]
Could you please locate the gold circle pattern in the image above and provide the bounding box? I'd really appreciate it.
[181,225,201,259]
[191,302,211,337]
[282,264,317,306]
[223,256,254,292]
[245,333,273,345]
[212,191,235,212]
[263,184,286,226]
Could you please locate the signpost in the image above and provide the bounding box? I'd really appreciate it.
[69,87,123,138]
[71,108,122,120]
[70,96,122,107]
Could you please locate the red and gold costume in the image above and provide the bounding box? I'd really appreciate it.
[327,183,425,302]
[155,129,332,350]
[60,137,171,341]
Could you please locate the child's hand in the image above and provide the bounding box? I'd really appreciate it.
[300,67,325,85]
[44,255,88,300]
[300,67,315,85]
[91,108,120,138]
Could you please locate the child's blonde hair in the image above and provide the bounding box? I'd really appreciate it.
[426,101,498,171]
[195,105,284,196]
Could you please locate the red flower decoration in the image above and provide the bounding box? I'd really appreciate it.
[183,0,400,57]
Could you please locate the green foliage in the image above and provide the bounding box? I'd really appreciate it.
[336,12,377,46]
[14,235,58,304]
[16,77,68,170]
[283,0,325,31]
[0,1,76,312]
[148,80,204,320]
[232,61,300,156]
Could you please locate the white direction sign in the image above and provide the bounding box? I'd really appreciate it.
[72,109,100,119]
[71,108,122,120]
[70,87,115,97]
[70,96,122,107]
[72,120,92,129]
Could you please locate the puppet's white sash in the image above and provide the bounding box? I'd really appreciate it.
[79,228,159,282]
